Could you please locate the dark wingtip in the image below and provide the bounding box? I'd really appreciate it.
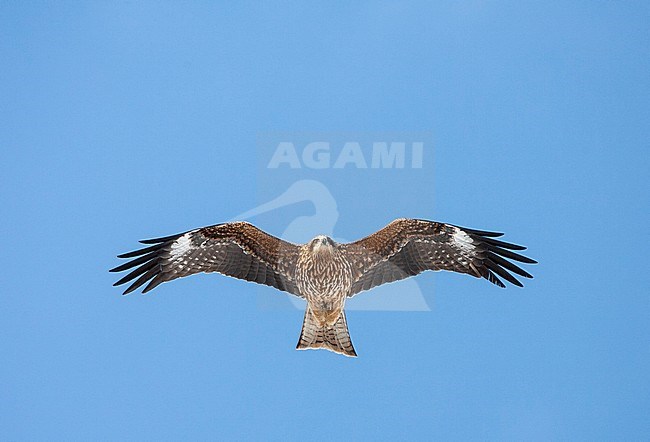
[109,251,157,273]
[142,274,165,293]
[121,286,142,295]
[490,246,537,264]
[486,270,506,288]
[117,243,162,259]
[139,233,182,245]
[122,286,137,295]
[453,225,536,288]
[485,252,535,282]
[479,236,527,251]
[463,227,504,238]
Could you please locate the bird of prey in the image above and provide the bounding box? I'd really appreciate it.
[111,219,536,357]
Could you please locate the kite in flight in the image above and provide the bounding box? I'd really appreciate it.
[111,219,536,357]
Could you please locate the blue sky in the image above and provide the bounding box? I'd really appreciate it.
[1,2,649,440]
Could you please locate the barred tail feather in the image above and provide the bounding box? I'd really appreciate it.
[296,309,357,357]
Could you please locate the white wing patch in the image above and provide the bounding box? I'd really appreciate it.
[170,233,193,259]
[452,228,475,254]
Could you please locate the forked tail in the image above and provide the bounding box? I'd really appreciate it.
[296,308,357,357]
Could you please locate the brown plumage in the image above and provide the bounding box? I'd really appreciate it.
[110,219,537,357]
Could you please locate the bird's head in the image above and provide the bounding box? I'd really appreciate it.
[309,235,335,253]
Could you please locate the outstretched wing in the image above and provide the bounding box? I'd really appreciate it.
[110,221,302,296]
[341,218,536,296]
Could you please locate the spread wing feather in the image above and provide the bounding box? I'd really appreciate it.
[110,222,302,296]
[342,218,536,296]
